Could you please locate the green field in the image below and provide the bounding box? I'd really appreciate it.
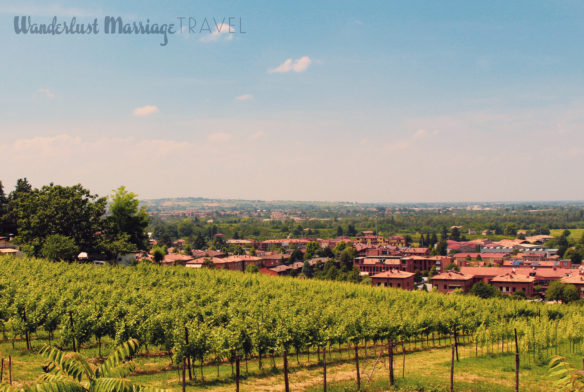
[1,333,580,392]
[1,256,584,391]
[550,228,584,241]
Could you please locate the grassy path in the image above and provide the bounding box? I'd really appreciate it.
[0,336,577,391]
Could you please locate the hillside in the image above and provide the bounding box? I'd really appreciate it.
[1,256,583,391]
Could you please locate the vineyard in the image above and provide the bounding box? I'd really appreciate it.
[1,256,584,391]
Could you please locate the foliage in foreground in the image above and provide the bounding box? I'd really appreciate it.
[549,355,584,391]
[0,338,166,392]
[1,256,584,373]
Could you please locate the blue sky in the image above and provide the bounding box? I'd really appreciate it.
[1,0,583,202]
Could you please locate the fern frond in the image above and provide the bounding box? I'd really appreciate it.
[548,355,584,392]
[39,345,94,382]
[88,378,135,392]
[97,339,139,378]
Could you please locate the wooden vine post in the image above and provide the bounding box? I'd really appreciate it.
[235,355,240,392]
[68,312,76,352]
[185,327,192,381]
[181,357,186,392]
[402,341,406,378]
[388,339,394,386]
[514,328,519,392]
[450,345,455,392]
[9,355,12,385]
[354,344,361,390]
[283,349,290,392]
[323,346,327,392]
[0,357,3,382]
[453,325,459,362]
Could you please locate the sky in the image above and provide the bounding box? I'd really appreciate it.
[1,0,583,203]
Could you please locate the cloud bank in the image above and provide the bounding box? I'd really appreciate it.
[269,56,312,73]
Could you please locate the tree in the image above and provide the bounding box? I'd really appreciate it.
[413,270,423,284]
[41,234,79,262]
[11,183,106,256]
[428,266,437,279]
[346,224,357,237]
[302,260,313,278]
[504,223,518,236]
[99,233,137,261]
[203,258,215,269]
[178,219,195,237]
[546,281,580,303]
[106,186,149,250]
[338,246,356,271]
[193,233,206,250]
[304,241,320,260]
[563,284,580,303]
[469,281,499,299]
[152,246,166,264]
[513,289,526,299]
[564,245,584,265]
[3,177,33,236]
[0,180,7,234]
[336,226,344,236]
[440,226,448,241]
[449,227,461,241]
[37,338,158,392]
[245,264,259,273]
[435,240,448,256]
[445,262,460,272]
[289,248,303,263]
[231,245,245,255]
[430,233,438,246]
[318,246,334,258]
[333,241,347,254]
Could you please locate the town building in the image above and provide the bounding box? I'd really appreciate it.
[371,269,415,290]
[490,272,535,297]
[431,271,475,293]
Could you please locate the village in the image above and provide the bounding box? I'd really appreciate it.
[82,229,581,300]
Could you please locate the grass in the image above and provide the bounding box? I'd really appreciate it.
[1,333,581,391]
[550,228,584,241]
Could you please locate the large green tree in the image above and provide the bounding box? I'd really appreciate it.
[104,186,149,251]
[2,178,33,236]
[11,183,106,256]
[41,234,79,262]
[546,281,580,304]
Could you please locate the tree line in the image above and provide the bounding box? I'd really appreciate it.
[0,179,149,262]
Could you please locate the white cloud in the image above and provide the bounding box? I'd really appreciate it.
[235,94,253,101]
[207,132,232,143]
[199,23,235,42]
[132,105,159,117]
[36,88,55,99]
[412,129,427,140]
[269,56,312,73]
[249,131,265,140]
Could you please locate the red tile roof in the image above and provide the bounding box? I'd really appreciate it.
[372,270,414,279]
[562,272,584,285]
[491,272,535,283]
[431,271,474,281]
